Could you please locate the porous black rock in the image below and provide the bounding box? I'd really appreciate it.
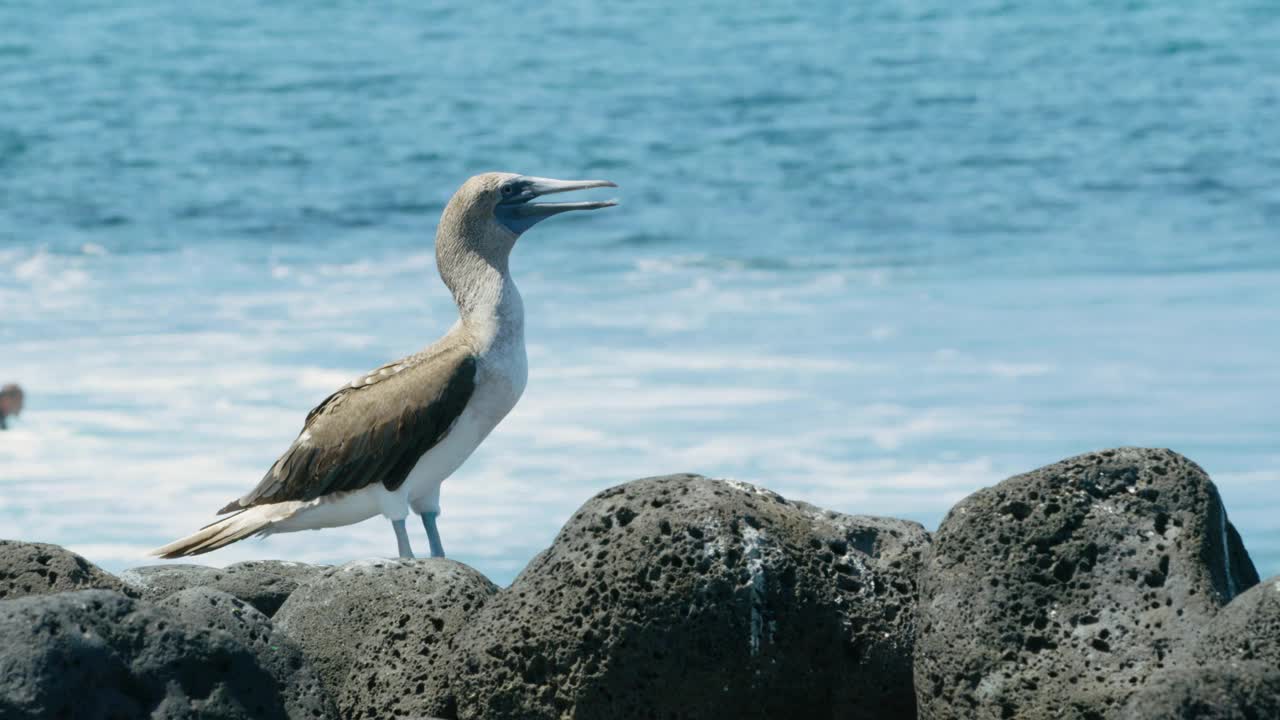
[427,474,929,720]
[1121,574,1280,718]
[272,558,497,719]
[157,587,336,718]
[915,447,1259,720]
[0,539,135,600]
[1120,664,1280,720]
[1194,574,1280,667]
[121,560,325,616]
[0,589,299,719]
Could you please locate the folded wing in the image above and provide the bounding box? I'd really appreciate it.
[218,343,477,513]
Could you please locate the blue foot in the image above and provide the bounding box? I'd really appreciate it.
[392,519,414,559]
[420,511,445,558]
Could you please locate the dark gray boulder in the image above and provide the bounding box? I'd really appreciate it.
[1120,664,1280,720]
[0,539,135,600]
[0,589,297,719]
[272,558,497,719]
[120,560,325,616]
[157,587,336,718]
[915,447,1259,720]
[1121,574,1280,718]
[1195,574,1280,666]
[427,474,929,720]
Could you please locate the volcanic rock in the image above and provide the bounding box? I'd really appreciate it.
[427,474,929,720]
[915,447,1258,719]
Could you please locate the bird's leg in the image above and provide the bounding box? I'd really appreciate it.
[392,519,415,559]
[420,511,445,558]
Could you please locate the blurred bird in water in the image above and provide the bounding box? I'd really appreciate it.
[0,384,22,430]
[154,173,617,559]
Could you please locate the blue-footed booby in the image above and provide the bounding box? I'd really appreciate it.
[154,173,617,559]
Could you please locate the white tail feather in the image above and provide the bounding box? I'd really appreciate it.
[151,504,291,559]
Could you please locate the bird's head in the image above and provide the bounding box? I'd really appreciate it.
[438,172,617,261]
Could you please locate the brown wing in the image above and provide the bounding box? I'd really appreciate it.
[217,343,477,513]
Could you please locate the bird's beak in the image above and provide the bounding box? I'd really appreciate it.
[502,177,618,218]
[494,176,618,235]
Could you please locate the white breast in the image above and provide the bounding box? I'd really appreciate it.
[402,276,527,513]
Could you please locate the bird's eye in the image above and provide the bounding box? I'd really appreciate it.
[501,184,514,196]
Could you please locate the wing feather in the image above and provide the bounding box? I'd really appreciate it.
[217,344,477,514]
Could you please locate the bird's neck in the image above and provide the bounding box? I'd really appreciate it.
[441,250,524,347]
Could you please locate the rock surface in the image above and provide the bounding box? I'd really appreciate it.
[0,539,136,600]
[0,589,301,719]
[3,456,1272,719]
[1194,574,1280,667]
[426,474,929,720]
[1120,664,1280,720]
[1121,574,1280,719]
[272,558,497,719]
[157,587,336,718]
[915,447,1260,720]
[121,560,325,616]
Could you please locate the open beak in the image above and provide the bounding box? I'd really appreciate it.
[494,175,618,235]
[501,176,618,219]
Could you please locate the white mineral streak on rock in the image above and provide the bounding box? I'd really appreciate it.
[700,515,727,558]
[1220,503,1237,598]
[742,525,768,656]
[725,479,781,501]
[339,558,403,572]
[802,506,832,525]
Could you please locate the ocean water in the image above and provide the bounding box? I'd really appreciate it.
[1,1,1277,585]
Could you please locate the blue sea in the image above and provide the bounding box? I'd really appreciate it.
[1,1,1277,585]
